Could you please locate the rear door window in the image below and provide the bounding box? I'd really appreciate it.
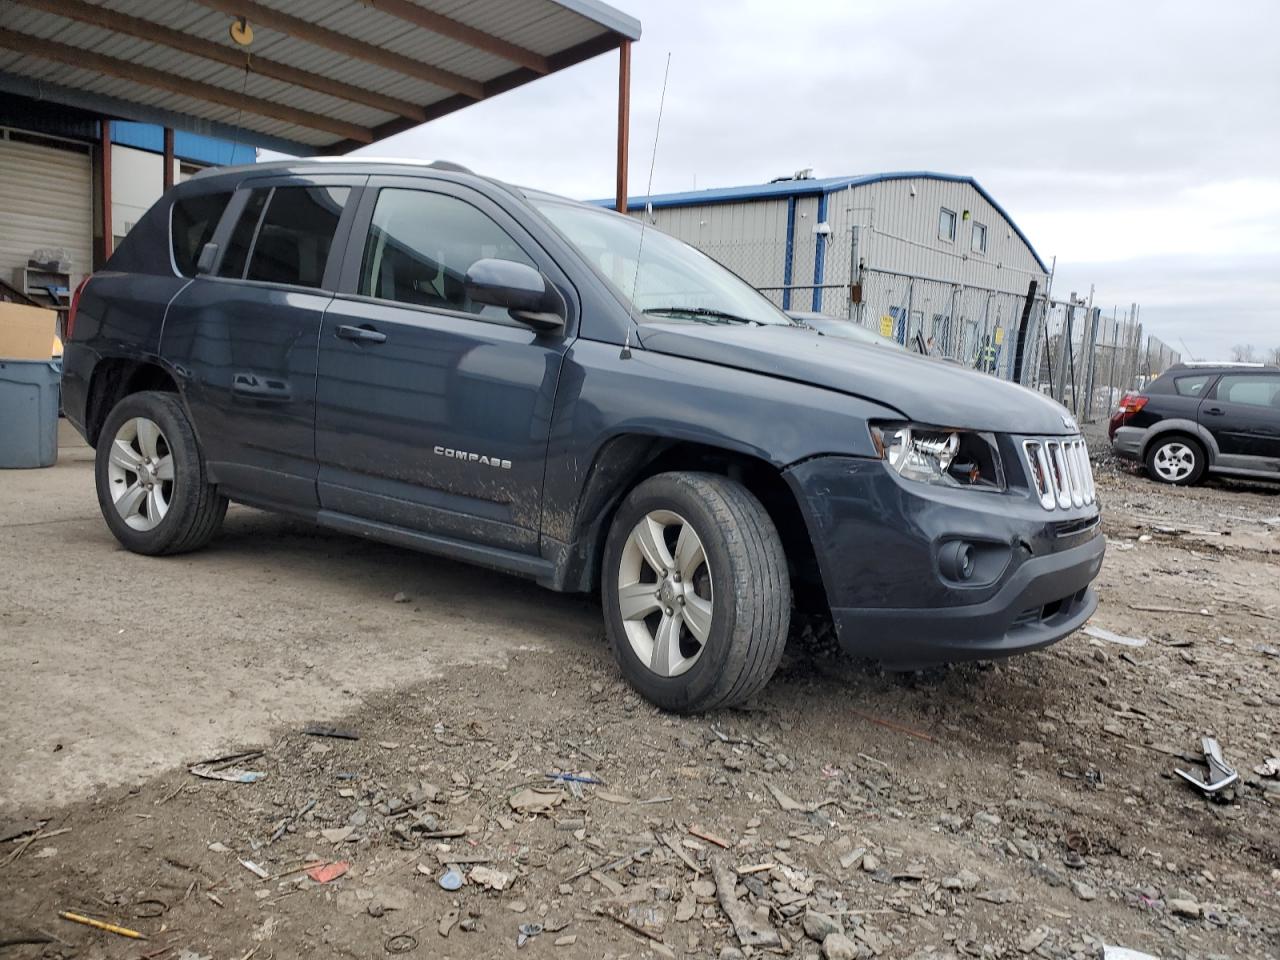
[218,186,349,287]
[1214,374,1280,408]
[218,189,268,280]
[171,191,232,277]
[247,186,350,288]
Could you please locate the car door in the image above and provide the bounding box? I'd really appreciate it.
[161,176,362,507]
[1200,372,1280,472]
[314,177,576,553]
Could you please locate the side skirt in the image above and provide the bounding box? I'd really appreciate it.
[224,492,556,584]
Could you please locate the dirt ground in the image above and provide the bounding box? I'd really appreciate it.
[1,426,1277,960]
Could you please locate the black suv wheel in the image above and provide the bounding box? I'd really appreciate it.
[1144,434,1205,486]
[601,472,790,713]
[95,391,228,555]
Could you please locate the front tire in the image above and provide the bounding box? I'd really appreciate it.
[601,472,790,713]
[1144,435,1205,486]
[95,391,227,555]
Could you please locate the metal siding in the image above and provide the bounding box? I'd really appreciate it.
[0,135,93,292]
[1,0,633,150]
[0,52,336,145]
[788,196,820,302]
[839,178,1045,295]
[630,180,1045,300]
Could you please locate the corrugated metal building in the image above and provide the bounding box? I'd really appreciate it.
[607,172,1050,371]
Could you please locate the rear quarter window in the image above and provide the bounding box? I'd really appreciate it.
[1172,374,1213,397]
[171,191,232,277]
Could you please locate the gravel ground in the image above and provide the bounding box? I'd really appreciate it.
[1,430,1277,960]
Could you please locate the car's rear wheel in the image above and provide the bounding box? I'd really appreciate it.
[95,391,227,555]
[601,472,790,713]
[1144,435,1205,486]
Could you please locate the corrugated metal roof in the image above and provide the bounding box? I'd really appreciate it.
[0,0,640,153]
[599,172,1049,274]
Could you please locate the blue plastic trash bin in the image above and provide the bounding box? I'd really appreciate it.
[0,359,62,468]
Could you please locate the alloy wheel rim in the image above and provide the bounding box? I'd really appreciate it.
[617,509,714,678]
[1153,442,1194,481]
[107,417,174,531]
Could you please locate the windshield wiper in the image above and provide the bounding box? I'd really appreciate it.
[642,306,762,325]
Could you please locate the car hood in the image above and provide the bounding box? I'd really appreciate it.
[637,321,1079,435]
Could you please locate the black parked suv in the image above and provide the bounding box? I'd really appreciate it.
[62,159,1104,712]
[1110,363,1280,485]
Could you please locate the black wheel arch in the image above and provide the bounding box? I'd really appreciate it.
[85,357,182,447]
[553,435,826,615]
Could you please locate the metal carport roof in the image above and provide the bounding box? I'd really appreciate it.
[0,0,640,156]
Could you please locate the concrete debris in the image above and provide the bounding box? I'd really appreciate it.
[509,786,565,815]
[711,857,780,948]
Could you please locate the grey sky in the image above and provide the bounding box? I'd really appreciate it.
[359,0,1280,360]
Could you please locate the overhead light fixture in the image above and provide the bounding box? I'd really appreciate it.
[230,16,253,46]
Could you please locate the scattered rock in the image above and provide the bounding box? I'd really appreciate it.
[690,879,717,900]
[1071,880,1098,902]
[975,888,1016,904]
[941,869,981,892]
[803,910,843,941]
[1168,898,1201,918]
[1019,928,1048,954]
[822,931,860,960]
[470,865,512,891]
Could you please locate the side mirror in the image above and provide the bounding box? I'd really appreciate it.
[465,258,564,332]
[196,242,219,275]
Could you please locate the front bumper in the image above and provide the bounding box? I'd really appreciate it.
[784,454,1105,667]
[1111,425,1145,461]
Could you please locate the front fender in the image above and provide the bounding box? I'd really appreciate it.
[539,339,901,549]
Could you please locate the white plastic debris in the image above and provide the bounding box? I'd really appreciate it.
[1103,948,1159,960]
[1084,625,1147,647]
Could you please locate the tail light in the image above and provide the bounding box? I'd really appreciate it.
[65,275,91,342]
[1108,392,1148,440]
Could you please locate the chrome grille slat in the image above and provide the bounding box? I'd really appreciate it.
[1023,435,1095,511]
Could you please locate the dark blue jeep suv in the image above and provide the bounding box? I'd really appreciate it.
[62,159,1104,712]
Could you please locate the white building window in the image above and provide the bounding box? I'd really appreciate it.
[938,207,957,242]
[971,221,987,254]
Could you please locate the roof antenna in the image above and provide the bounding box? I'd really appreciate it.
[621,51,671,361]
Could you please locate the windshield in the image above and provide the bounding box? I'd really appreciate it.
[533,200,793,326]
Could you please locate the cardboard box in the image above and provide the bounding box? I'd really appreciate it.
[0,302,59,360]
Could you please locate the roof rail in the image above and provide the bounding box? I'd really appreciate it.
[1176,361,1267,368]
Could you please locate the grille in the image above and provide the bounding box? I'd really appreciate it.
[1022,437,1096,510]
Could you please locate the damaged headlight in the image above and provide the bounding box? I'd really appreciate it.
[870,424,1005,489]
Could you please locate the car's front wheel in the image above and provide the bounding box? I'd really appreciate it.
[601,472,790,713]
[95,391,227,555]
[1144,435,1205,486]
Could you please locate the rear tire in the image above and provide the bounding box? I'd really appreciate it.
[601,472,790,713]
[1144,434,1205,486]
[95,391,227,555]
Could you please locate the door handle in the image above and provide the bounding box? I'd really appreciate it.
[1203,407,1224,416]
[336,324,386,344]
